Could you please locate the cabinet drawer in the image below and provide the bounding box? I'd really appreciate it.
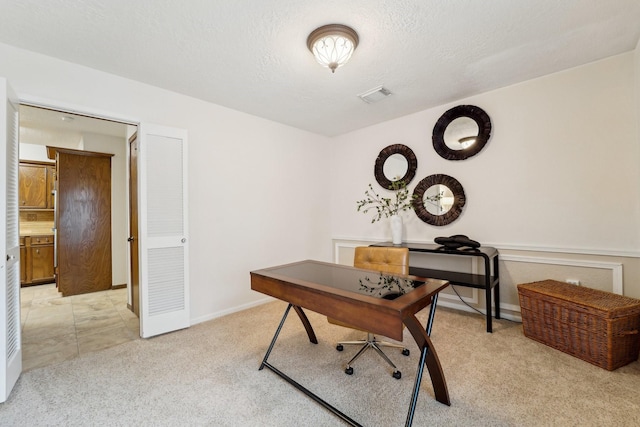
[31,235,54,245]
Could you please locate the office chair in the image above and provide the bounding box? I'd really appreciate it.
[328,246,410,379]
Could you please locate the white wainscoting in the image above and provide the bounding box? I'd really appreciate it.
[333,239,627,323]
[500,254,623,295]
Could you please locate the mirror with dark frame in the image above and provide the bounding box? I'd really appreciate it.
[412,174,466,226]
[432,105,491,161]
[374,144,418,189]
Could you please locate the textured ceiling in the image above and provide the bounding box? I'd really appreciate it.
[1,0,639,137]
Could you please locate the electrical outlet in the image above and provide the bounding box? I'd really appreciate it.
[566,279,580,286]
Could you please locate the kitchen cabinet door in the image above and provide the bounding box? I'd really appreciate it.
[30,244,54,283]
[18,163,47,209]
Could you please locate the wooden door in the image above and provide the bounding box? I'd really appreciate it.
[1,77,22,403]
[128,133,140,317]
[53,148,114,297]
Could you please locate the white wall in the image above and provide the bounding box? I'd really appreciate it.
[330,52,640,303]
[0,42,332,324]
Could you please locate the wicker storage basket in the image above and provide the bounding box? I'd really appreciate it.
[517,280,640,370]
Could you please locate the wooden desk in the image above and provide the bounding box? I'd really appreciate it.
[373,242,500,332]
[251,260,451,427]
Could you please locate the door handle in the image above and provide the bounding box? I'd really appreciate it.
[127,237,135,242]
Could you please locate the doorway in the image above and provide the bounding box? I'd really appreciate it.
[18,105,139,370]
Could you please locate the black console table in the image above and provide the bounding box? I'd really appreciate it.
[372,242,500,332]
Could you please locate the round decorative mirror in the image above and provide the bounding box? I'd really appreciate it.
[423,184,455,215]
[412,174,466,226]
[374,144,418,189]
[433,105,491,161]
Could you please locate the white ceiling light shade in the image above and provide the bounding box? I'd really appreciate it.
[307,24,359,73]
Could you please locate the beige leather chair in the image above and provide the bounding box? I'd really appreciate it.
[329,246,410,379]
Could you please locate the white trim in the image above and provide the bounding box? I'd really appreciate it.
[488,243,640,258]
[501,254,624,295]
[18,94,140,126]
[438,300,522,323]
[191,296,275,326]
[333,240,360,263]
[441,286,479,304]
[332,236,640,258]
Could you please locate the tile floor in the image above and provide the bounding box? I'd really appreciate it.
[20,283,140,371]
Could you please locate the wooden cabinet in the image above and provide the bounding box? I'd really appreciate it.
[19,160,56,287]
[20,235,55,286]
[19,161,55,210]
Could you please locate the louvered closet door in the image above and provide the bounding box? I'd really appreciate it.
[137,124,189,338]
[0,78,21,402]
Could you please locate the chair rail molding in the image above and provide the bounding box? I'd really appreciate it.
[500,254,624,295]
[332,236,640,258]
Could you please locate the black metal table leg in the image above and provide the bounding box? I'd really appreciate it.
[404,294,450,427]
[493,255,501,320]
[258,303,361,426]
[259,303,293,370]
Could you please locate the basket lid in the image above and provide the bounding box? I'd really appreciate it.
[518,280,640,318]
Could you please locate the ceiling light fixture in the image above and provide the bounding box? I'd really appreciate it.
[307,24,359,73]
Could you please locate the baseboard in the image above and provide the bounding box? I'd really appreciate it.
[190,296,275,326]
[111,283,127,289]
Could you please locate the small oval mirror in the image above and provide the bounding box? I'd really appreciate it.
[374,144,417,189]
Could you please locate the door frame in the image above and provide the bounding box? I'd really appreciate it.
[18,94,141,314]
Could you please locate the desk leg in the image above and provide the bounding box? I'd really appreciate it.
[259,303,293,370]
[258,303,361,426]
[260,304,318,371]
[293,305,318,344]
[404,295,450,427]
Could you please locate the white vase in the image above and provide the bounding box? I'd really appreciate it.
[390,214,403,245]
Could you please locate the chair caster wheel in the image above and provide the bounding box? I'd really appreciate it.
[402,348,410,356]
[345,367,354,375]
[336,344,344,351]
[393,371,402,379]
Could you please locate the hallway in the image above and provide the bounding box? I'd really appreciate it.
[20,284,140,371]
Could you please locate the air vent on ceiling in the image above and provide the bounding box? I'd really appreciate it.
[358,86,391,104]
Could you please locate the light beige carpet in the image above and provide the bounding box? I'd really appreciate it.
[1,300,638,426]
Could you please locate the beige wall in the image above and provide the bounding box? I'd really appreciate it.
[330,52,640,318]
